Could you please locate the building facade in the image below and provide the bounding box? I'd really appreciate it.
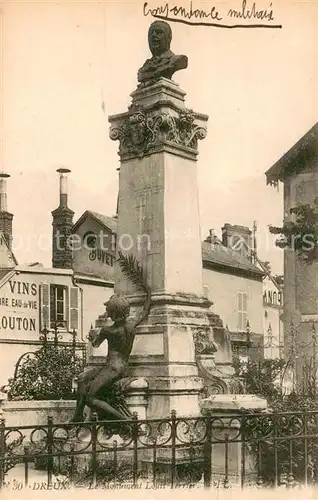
[265,122,318,383]
[259,264,283,359]
[0,263,113,386]
[202,226,265,361]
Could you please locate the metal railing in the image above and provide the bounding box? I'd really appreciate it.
[39,325,86,364]
[1,409,318,490]
[11,326,86,386]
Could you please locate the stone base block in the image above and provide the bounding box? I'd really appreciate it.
[142,375,203,418]
[0,400,75,434]
[199,394,267,486]
[124,377,149,419]
[200,394,267,413]
[141,457,204,486]
[128,296,214,418]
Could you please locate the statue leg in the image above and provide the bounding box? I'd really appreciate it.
[88,398,129,420]
[70,367,101,422]
[86,367,128,421]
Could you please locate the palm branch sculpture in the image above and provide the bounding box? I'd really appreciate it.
[116,250,151,328]
[116,250,150,294]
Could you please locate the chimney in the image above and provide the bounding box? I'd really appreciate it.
[0,173,13,250]
[252,220,257,263]
[204,229,217,245]
[221,223,252,260]
[51,168,74,269]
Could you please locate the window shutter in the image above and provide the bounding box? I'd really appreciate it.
[237,292,248,331]
[242,292,247,312]
[69,287,79,331]
[40,283,50,330]
[243,312,248,330]
[243,293,248,330]
[237,291,243,311]
[237,312,242,331]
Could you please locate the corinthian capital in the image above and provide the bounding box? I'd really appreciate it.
[109,104,207,161]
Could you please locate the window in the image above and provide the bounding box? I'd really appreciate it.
[237,291,248,331]
[50,285,68,329]
[40,283,79,332]
[83,231,97,249]
[239,355,249,366]
[273,291,277,305]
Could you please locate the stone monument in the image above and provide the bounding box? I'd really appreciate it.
[82,20,265,425]
[68,23,266,485]
[108,20,222,418]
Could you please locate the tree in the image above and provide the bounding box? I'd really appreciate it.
[233,357,285,404]
[234,357,318,486]
[7,345,84,401]
[269,199,318,264]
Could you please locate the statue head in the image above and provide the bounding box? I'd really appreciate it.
[104,294,130,322]
[148,21,172,56]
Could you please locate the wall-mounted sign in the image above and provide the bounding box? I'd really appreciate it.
[89,249,115,267]
[0,279,39,333]
[0,316,36,331]
[263,290,282,307]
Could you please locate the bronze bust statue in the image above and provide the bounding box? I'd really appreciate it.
[137,20,188,86]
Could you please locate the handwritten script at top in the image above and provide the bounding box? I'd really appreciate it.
[143,1,282,29]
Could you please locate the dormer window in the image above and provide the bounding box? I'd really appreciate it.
[83,231,97,249]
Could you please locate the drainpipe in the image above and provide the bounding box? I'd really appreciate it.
[71,273,84,342]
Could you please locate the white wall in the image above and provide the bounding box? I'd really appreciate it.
[203,267,263,334]
[263,275,283,359]
[0,267,114,385]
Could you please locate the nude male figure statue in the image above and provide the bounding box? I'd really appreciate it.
[70,283,151,423]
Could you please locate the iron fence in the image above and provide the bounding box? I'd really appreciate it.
[1,409,318,490]
[10,327,87,386]
[39,324,87,363]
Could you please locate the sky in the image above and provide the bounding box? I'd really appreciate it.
[0,0,317,273]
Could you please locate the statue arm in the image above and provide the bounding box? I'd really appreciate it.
[89,327,109,348]
[132,284,151,328]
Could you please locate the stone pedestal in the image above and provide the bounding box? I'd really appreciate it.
[109,78,210,418]
[200,395,267,486]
